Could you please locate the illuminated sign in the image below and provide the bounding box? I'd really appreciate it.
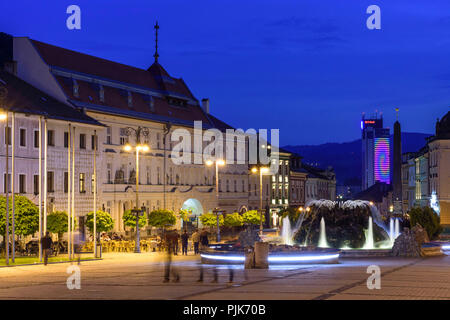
[374,138,390,184]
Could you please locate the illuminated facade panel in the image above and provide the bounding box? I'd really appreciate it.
[374,138,391,184]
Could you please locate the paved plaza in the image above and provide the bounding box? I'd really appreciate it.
[0,252,449,300]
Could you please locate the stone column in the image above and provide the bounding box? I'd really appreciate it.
[254,242,269,269]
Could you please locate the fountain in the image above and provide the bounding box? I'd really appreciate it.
[389,218,394,243]
[394,218,400,239]
[363,216,374,249]
[281,216,293,246]
[318,217,329,248]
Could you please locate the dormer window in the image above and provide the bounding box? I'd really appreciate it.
[149,95,155,112]
[73,79,79,98]
[127,91,133,108]
[99,85,105,102]
[167,97,186,107]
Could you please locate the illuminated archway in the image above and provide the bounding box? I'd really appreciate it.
[181,198,204,216]
[181,198,204,229]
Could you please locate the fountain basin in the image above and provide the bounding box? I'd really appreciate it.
[201,245,340,265]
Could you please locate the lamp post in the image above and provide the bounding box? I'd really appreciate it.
[0,109,9,265]
[124,126,150,253]
[251,166,269,234]
[11,111,15,263]
[93,130,98,258]
[205,159,225,242]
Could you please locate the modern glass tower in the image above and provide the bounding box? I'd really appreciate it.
[361,113,391,190]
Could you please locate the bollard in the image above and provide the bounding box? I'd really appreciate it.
[254,242,269,269]
[244,246,255,269]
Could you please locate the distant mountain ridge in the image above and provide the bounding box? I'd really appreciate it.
[283,132,432,186]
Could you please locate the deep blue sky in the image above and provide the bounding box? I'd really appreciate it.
[1,0,449,145]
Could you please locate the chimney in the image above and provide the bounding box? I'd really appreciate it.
[201,98,210,114]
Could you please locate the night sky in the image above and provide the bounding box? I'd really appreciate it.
[1,0,449,145]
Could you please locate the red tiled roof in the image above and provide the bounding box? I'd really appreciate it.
[30,39,212,125]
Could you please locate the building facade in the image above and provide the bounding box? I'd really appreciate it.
[428,112,450,227]
[1,34,268,235]
[361,113,391,190]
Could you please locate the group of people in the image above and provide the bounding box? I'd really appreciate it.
[163,229,210,256]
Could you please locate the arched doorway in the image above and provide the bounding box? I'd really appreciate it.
[181,198,204,231]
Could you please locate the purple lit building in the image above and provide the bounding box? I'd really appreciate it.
[361,113,391,190]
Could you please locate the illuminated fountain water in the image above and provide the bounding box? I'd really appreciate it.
[281,216,293,246]
[363,216,375,249]
[395,218,400,239]
[318,217,329,248]
[390,218,394,243]
[301,199,392,250]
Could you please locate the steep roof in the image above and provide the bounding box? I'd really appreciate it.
[429,110,450,142]
[0,70,102,126]
[29,39,213,127]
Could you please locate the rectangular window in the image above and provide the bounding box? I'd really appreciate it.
[4,127,11,145]
[80,134,86,149]
[3,173,11,193]
[47,130,55,146]
[106,127,112,144]
[19,174,26,193]
[64,172,68,193]
[64,132,69,148]
[34,130,39,148]
[91,135,97,150]
[47,171,54,192]
[34,175,39,195]
[79,173,85,193]
[19,129,26,147]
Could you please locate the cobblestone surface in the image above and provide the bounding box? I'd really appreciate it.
[0,252,449,300]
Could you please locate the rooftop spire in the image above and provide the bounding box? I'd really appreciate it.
[395,108,399,121]
[153,21,160,63]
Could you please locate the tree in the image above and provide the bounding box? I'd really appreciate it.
[0,195,39,237]
[409,207,442,240]
[85,211,114,234]
[178,209,192,222]
[200,212,224,228]
[122,209,147,230]
[242,210,265,225]
[47,211,68,240]
[147,209,176,229]
[224,212,243,228]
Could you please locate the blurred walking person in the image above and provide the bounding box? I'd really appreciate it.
[191,229,200,254]
[172,230,180,255]
[163,230,180,283]
[41,231,53,266]
[181,230,189,255]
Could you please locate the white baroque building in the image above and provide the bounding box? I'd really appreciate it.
[0,34,267,234]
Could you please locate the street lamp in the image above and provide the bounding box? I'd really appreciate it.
[124,126,150,253]
[206,159,225,242]
[0,109,9,265]
[251,166,269,234]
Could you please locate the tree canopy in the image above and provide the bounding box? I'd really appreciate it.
[123,209,147,229]
[200,212,224,227]
[409,207,442,240]
[242,210,265,225]
[147,209,176,228]
[85,211,114,234]
[47,211,68,239]
[224,212,243,227]
[0,195,39,237]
